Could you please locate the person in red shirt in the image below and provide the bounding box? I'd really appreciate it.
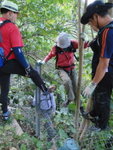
[38,32,88,106]
[0,1,48,120]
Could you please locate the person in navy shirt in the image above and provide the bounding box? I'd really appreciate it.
[81,0,113,131]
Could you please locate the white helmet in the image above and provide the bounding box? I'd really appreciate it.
[56,32,71,49]
[1,1,19,12]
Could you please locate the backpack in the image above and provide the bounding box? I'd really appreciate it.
[40,92,56,112]
[55,41,78,69]
[0,20,13,67]
[32,91,56,114]
[56,42,76,54]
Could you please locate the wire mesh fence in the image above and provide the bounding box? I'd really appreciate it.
[8,62,113,150]
[79,129,113,150]
[20,105,113,150]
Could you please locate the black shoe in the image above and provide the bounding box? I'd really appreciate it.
[80,107,99,123]
[88,126,101,132]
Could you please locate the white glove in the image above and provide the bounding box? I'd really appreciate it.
[83,82,97,98]
[37,60,45,65]
[80,33,85,41]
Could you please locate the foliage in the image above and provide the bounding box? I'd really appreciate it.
[80,130,113,150]
[0,0,113,149]
[12,0,77,65]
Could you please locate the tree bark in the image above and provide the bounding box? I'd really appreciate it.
[75,0,87,140]
[108,0,113,17]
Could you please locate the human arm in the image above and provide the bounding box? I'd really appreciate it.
[37,46,56,64]
[12,47,29,68]
[12,47,48,91]
[83,58,109,98]
[72,40,89,50]
[12,47,30,75]
[83,29,112,98]
[43,46,56,62]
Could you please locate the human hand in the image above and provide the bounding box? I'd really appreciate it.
[80,33,85,41]
[84,41,89,48]
[37,60,45,65]
[83,82,97,98]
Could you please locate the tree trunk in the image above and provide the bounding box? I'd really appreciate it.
[108,0,113,2]
[75,0,87,140]
[108,0,113,17]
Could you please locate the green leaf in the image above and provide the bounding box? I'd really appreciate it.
[26,0,31,4]
[68,103,76,111]
[20,144,27,150]
[58,0,63,4]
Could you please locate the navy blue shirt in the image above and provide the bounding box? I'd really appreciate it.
[99,22,113,72]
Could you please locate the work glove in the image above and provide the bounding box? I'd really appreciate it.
[80,33,85,41]
[37,60,45,65]
[83,82,97,98]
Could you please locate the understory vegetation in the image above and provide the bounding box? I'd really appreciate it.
[0,0,113,150]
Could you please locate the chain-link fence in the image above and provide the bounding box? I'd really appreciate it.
[79,129,113,150]
[8,61,113,150]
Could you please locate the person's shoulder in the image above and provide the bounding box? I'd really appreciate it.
[108,27,113,32]
[100,26,113,42]
[105,23,113,35]
[107,28,113,39]
[102,22,113,34]
[8,23,21,34]
[71,39,78,44]
[7,22,18,29]
[71,39,78,48]
[0,18,14,27]
[71,39,77,42]
[52,45,57,50]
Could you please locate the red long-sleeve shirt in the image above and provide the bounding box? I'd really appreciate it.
[44,40,88,71]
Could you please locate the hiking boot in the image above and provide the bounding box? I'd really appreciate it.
[62,99,72,107]
[2,111,11,121]
[88,126,101,132]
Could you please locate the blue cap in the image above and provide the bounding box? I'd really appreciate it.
[81,0,113,25]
